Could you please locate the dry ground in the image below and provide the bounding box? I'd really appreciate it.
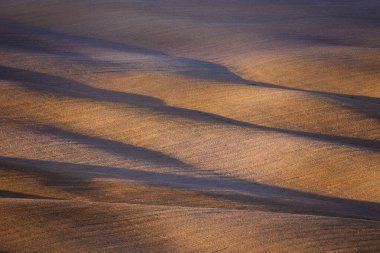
[0,0,379,252]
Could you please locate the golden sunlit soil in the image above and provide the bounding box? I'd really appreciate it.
[0,1,379,252]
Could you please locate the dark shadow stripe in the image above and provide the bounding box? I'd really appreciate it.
[1,156,379,221]
[1,66,379,150]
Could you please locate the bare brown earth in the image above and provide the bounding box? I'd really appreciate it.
[0,1,379,252]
